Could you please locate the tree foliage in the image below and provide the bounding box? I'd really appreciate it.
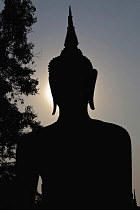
[0,0,42,162]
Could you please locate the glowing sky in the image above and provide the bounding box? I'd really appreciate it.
[1,0,140,205]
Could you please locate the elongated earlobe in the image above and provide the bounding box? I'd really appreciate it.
[88,69,98,110]
[89,98,95,110]
[52,100,57,115]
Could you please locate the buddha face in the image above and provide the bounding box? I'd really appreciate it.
[49,68,97,113]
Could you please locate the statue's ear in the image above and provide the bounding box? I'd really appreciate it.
[88,69,98,110]
[51,92,57,115]
[49,78,57,115]
[52,99,57,115]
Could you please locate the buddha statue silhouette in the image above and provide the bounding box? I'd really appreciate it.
[16,7,132,210]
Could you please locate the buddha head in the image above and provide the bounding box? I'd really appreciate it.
[48,7,98,115]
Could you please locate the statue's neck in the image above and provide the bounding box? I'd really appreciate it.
[57,105,91,124]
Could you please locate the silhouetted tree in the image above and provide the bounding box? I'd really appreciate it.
[0,0,41,163]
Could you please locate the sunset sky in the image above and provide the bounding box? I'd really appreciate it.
[1,0,140,205]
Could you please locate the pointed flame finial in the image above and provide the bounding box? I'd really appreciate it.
[68,6,73,28]
[64,6,79,48]
[69,6,72,17]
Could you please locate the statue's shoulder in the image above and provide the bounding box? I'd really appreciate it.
[91,119,131,142]
[17,122,58,149]
[16,122,59,165]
